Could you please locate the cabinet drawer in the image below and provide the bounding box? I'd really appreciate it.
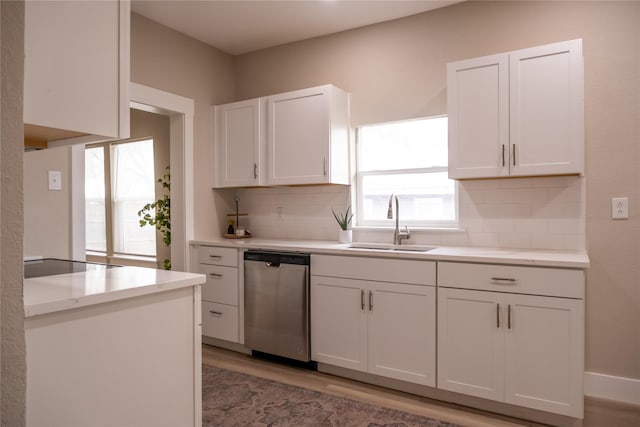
[202,301,239,343]
[311,255,436,285]
[438,262,584,299]
[197,246,238,267]
[199,264,238,305]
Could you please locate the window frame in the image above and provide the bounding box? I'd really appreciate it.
[354,117,459,229]
[85,137,158,261]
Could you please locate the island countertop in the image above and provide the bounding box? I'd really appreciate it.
[24,266,205,318]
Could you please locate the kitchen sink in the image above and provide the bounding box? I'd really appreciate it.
[346,243,437,253]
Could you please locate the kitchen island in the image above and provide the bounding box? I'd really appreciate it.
[24,265,205,427]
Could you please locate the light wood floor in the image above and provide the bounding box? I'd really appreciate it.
[202,345,640,427]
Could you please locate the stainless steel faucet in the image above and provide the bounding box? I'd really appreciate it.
[387,194,411,245]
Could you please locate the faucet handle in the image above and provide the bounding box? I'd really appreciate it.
[400,225,411,241]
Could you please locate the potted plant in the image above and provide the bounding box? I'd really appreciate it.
[138,166,171,270]
[332,205,353,243]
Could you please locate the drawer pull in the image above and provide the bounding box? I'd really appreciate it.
[491,277,518,285]
[208,273,223,278]
[208,310,223,317]
[208,255,222,259]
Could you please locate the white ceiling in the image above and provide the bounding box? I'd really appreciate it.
[131,0,462,55]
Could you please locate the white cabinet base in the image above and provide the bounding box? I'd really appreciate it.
[26,287,201,427]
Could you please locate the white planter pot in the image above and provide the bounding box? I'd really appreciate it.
[338,229,352,244]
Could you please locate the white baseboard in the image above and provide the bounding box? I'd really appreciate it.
[584,371,640,406]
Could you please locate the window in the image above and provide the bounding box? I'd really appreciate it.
[85,139,157,258]
[356,116,457,228]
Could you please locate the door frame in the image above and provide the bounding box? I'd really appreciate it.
[130,82,195,272]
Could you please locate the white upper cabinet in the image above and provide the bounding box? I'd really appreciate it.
[214,99,265,188]
[212,84,349,188]
[266,85,349,186]
[509,40,584,176]
[24,0,130,141]
[448,39,583,179]
[448,54,509,178]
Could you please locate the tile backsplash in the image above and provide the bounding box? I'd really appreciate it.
[231,175,586,251]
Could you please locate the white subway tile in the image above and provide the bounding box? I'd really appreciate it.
[498,177,533,189]
[513,188,548,204]
[530,233,566,250]
[441,233,469,246]
[484,218,515,233]
[468,232,499,247]
[484,189,515,204]
[498,232,531,249]
[499,203,530,219]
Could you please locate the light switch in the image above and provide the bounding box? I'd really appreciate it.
[48,170,62,191]
[611,197,628,219]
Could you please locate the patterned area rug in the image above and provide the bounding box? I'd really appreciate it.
[202,364,463,426]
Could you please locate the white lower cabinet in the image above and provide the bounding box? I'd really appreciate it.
[437,262,585,418]
[194,245,241,343]
[311,255,436,387]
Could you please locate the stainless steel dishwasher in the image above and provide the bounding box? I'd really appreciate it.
[244,251,311,362]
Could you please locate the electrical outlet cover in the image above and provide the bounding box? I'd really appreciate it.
[48,170,62,191]
[611,197,628,219]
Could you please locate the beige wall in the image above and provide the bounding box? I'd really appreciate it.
[23,147,74,259]
[233,1,640,380]
[1,0,26,423]
[130,109,171,268]
[130,13,237,241]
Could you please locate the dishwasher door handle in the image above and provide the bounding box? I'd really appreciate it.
[264,262,281,268]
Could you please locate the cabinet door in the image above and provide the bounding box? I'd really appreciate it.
[24,0,129,139]
[311,277,367,372]
[448,54,509,179]
[437,288,505,400]
[267,86,330,185]
[368,283,436,386]
[509,39,583,176]
[504,294,584,417]
[214,99,263,187]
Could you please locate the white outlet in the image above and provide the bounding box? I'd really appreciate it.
[611,197,628,219]
[48,170,62,191]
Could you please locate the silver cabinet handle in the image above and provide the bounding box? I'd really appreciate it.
[508,304,512,330]
[368,290,373,311]
[496,303,501,328]
[253,163,258,179]
[323,157,327,176]
[360,289,365,311]
[512,144,516,166]
[208,310,223,316]
[491,277,518,285]
[208,273,222,278]
[501,144,505,167]
[208,255,222,259]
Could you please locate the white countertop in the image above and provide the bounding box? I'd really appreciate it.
[24,266,205,318]
[190,238,590,269]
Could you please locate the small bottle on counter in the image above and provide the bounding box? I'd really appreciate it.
[227,221,234,235]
